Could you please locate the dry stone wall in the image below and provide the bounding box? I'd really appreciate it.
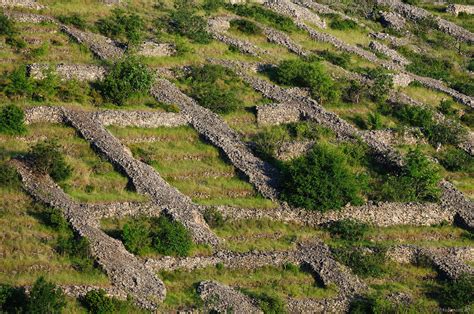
[369,41,410,66]
[28,63,106,81]
[447,4,474,16]
[264,0,326,28]
[94,110,187,128]
[0,0,43,9]
[137,41,176,57]
[380,11,407,31]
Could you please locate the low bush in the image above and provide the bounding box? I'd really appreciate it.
[438,148,473,172]
[343,80,369,104]
[1,65,34,99]
[230,18,262,35]
[403,50,453,81]
[0,162,20,189]
[280,143,364,211]
[318,50,351,68]
[25,277,66,314]
[203,207,225,228]
[468,59,474,72]
[0,12,16,37]
[326,219,369,242]
[333,246,386,278]
[253,125,291,160]
[202,0,225,13]
[329,15,358,30]
[461,109,474,128]
[98,57,154,105]
[243,291,286,314]
[167,0,211,44]
[122,218,152,255]
[365,68,393,103]
[437,274,474,310]
[274,59,339,104]
[438,99,457,116]
[380,148,441,202]
[96,8,144,46]
[82,289,115,314]
[28,140,72,182]
[0,284,27,313]
[451,80,474,97]
[57,13,87,30]
[153,215,192,257]
[227,4,298,33]
[0,104,26,135]
[349,293,401,314]
[57,231,95,272]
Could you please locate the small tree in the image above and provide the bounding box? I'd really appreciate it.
[25,277,66,314]
[0,104,26,135]
[28,140,72,182]
[96,9,144,46]
[326,219,369,242]
[153,215,192,257]
[122,218,152,255]
[82,289,115,314]
[167,0,211,44]
[2,65,34,99]
[99,57,154,105]
[0,12,16,37]
[0,162,20,189]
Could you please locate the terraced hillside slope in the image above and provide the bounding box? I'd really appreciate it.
[0,0,473,312]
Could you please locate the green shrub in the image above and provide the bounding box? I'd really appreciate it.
[0,162,20,189]
[58,13,87,29]
[44,207,68,230]
[227,4,298,33]
[275,59,339,104]
[318,50,351,68]
[326,219,369,242]
[438,99,457,116]
[1,65,34,99]
[0,284,27,313]
[380,148,441,202]
[243,291,286,314]
[203,207,225,228]
[425,120,466,146]
[343,80,369,104]
[28,140,73,182]
[0,12,16,37]
[280,143,364,211]
[56,231,95,272]
[451,80,474,97]
[403,50,453,81]
[122,218,152,255]
[394,104,433,127]
[153,215,192,257]
[252,125,290,160]
[202,0,225,13]
[437,274,474,309]
[333,246,386,278]
[96,9,144,46]
[461,110,474,128]
[0,104,26,135]
[82,289,115,314]
[25,277,66,314]
[329,15,358,30]
[349,293,398,314]
[230,19,262,35]
[366,68,393,103]
[438,148,473,172]
[99,57,154,105]
[366,112,383,130]
[167,0,211,44]
[468,59,474,72]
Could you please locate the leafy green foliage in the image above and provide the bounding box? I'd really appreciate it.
[438,99,457,117]
[0,284,27,313]
[230,18,262,35]
[317,50,351,68]
[96,9,144,46]
[365,68,393,103]
[28,140,72,182]
[0,104,26,135]
[122,218,152,255]
[25,277,66,314]
[451,80,474,97]
[1,65,34,99]
[326,220,369,242]
[57,13,87,30]
[167,0,211,44]
[182,64,241,113]
[438,148,473,172]
[329,15,358,30]
[280,143,364,211]
[380,148,441,202]
[82,289,115,314]
[0,162,20,189]
[203,207,225,228]
[153,215,192,257]
[0,12,16,37]
[437,274,474,309]
[202,0,225,13]
[227,4,298,33]
[274,59,339,104]
[333,246,386,278]
[403,49,453,81]
[99,57,154,105]
[243,291,286,314]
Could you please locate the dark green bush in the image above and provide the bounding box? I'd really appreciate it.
[366,112,383,130]
[425,120,466,146]
[461,109,474,128]
[0,284,27,313]
[404,51,453,81]
[1,65,34,99]
[202,0,225,13]
[56,231,95,272]
[99,57,154,105]
[437,274,474,309]
[468,59,474,72]
[438,148,473,172]
[333,247,386,278]
[25,277,66,314]
[280,143,364,211]
[380,148,441,202]
[275,59,339,104]
[82,289,115,314]
[318,50,351,68]
[122,218,152,255]
[326,219,369,242]
[252,125,291,160]
[329,15,358,30]
[366,68,393,103]
[0,12,16,37]
[227,4,298,33]
[0,104,26,135]
[203,207,225,228]
[167,0,211,44]
[96,9,144,46]
[153,215,192,257]
[230,18,262,35]
[438,99,457,116]
[451,80,474,97]
[394,104,433,127]
[343,80,369,104]
[28,140,73,182]
[57,13,87,30]
[0,162,20,189]
[349,293,400,314]
[243,291,286,314]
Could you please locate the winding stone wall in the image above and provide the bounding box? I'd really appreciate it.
[447,4,474,16]
[137,41,176,57]
[28,63,106,81]
[369,41,410,66]
[264,0,326,28]
[380,11,407,31]
[94,110,187,128]
[12,160,166,309]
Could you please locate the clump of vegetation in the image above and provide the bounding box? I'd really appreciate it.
[450,80,474,97]
[274,59,339,104]
[380,148,441,202]
[333,246,386,278]
[81,289,141,313]
[230,18,262,35]
[438,99,457,117]
[96,8,144,46]
[328,15,358,30]
[98,57,154,105]
[280,143,365,211]
[202,0,225,13]
[0,162,20,189]
[57,13,87,30]
[0,284,27,313]
[203,207,225,228]
[0,104,26,135]
[365,68,393,103]
[166,0,211,44]
[326,219,370,242]
[243,291,286,313]
[438,148,473,173]
[317,50,351,69]
[120,215,193,257]
[28,140,72,182]
[437,274,474,310]
[0,12,25,48]
[227,4,298,33]
[401,49,453,81]
[181,64,241,113]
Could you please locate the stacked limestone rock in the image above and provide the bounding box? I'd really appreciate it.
[447,4,474,16]
[0,0,44,9]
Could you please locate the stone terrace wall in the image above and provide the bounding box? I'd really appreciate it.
[447,4,474,16]
[0,0,43,9]
[94,110,188,128]
[369,41,410,66]
[24,106,64,124]
[376,0,474,43]
[28,63,106,82]
[264,0,326,29]
[12,160,166,309]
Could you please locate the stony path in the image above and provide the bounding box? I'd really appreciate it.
[11,160,167,309]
